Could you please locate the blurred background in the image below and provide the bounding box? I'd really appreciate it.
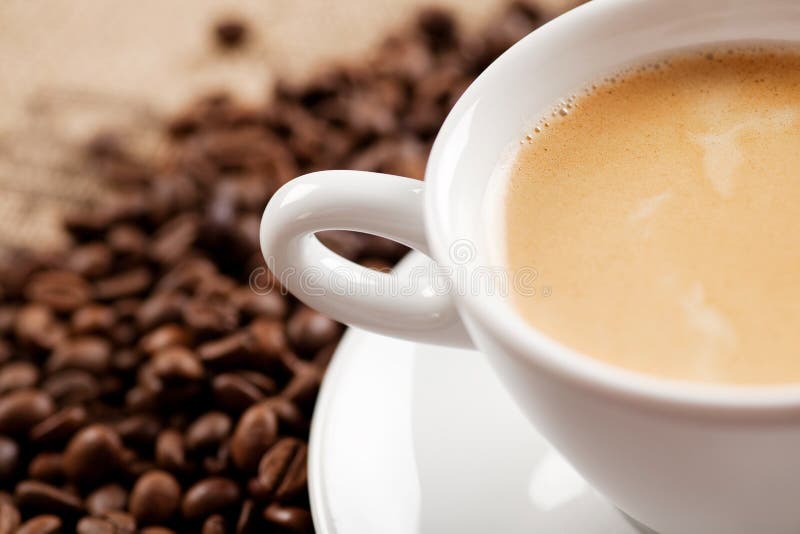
[0,0,572,249]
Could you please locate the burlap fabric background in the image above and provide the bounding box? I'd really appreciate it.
[0,0,572,250]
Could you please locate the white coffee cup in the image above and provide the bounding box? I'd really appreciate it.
[261,1,800,532]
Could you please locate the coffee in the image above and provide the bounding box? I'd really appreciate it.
[503,46,800,385]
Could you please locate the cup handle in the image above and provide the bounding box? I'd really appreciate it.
[260,170,473,348]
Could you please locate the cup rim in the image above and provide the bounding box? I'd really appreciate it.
[423,0,800,417]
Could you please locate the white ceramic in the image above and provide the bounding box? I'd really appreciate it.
[309,254,642,534]
[262,1,800,532]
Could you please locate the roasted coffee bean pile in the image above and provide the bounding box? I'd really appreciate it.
[0,3,544,533]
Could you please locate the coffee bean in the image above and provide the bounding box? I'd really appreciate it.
[185,412,231,452]
[140,324,191,354]
[124,386,156,412]
[0,500,20,534]
[264,397,308,436]
[16,515,62,534]
[150,346,204,383]
[28,453,64,483]
[167,112,200,140]
[202,514,227,534]
[141,528,177,534]
[249,438,306,502]
[348,137,408,173]
[212,373,264,412]
[129,470,181,525]
[0,362,39,394]
[94,268,152,300]
[415,63,465,112]
[85,484,127,516]
[236,499,260,534]
[182,298,239,337]
[313,342,337,369]
[46,337,111,375]
[76,516,113,534]
[155,257,216,294]
[149,214,199,265]
[230,402,278,472]
[61,209,109,240]
[237,371,278,395]
[114,415,161,449]
[200,128,275,175]
[345,90,399,135]
[375,36,433,83]
[0,436,18,480]
[0,389,54,435]
[101,511,136,534]
[63,425,122,487]
[280,361,323,408]
[286,306,342,353]
[200,440,233,476]
[214,17,248,50]
[316,231,365,261]
[65,244,113,279]
[29,406,87,445]
[15,305,65,352]
[201,440,231,476]
[155,429,187,473]
[231,288,287,320]
[136,293,185,331]
[267,98,319,147]
[198,333,249,368]
[195,273,238,300]
[181,477,240,520]
[41,371,99,406]
[25,271,91,313]
[71,305,116,335]
[263,503,312,533]
[15,480,83,516]
[61,196,108,232]
[137,366,161,395]
[90,191,148,224]
[417,7,458,52]
[107,225,148,259]
[243,319,286,360]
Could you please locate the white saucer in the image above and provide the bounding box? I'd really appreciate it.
[308,255,640,534]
